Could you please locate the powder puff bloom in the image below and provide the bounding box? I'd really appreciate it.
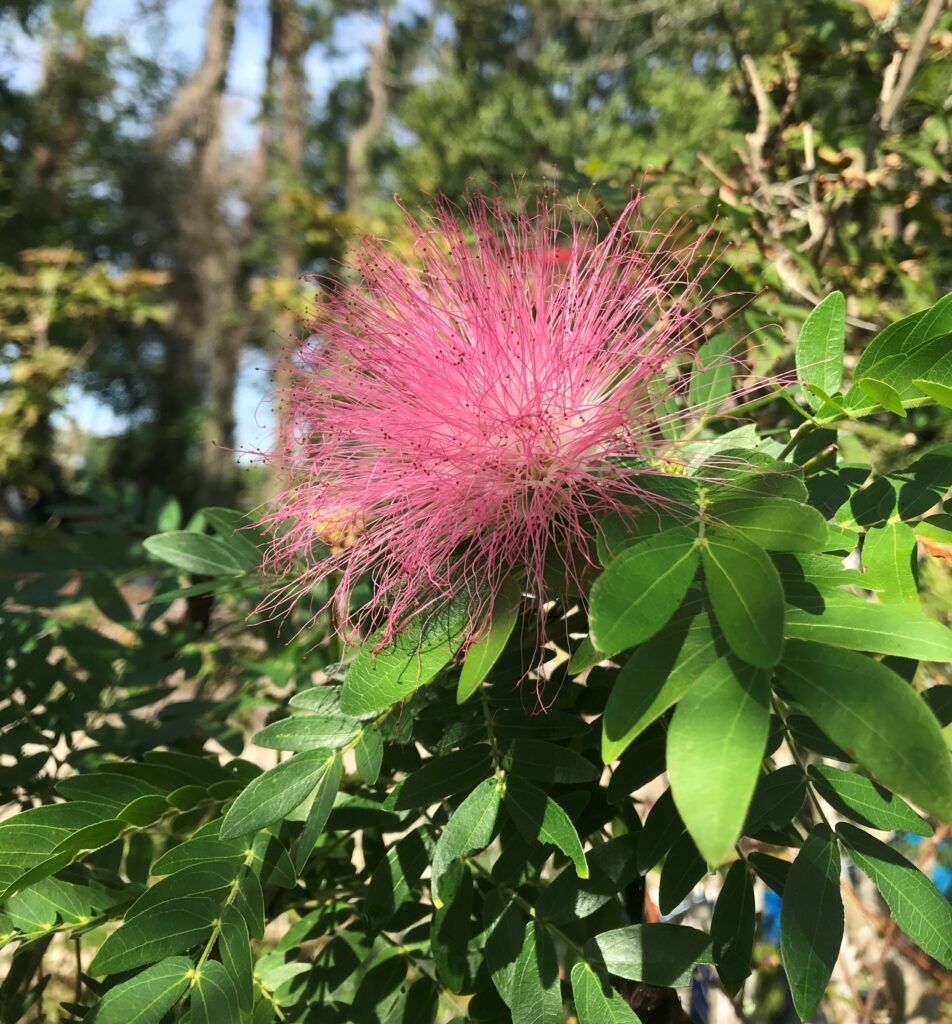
[260,192,743,649]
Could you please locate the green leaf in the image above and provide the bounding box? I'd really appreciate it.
[367,829,430,926]
[219,749,330,840]
[252,716,357,751]
[837,823,952,967]
[485,899,527,1006]
[510,922,562,1024]
[125,865,236,920]
[191,960,240,1024]
[796,291,845,400]
[783,593,952,660]
[702,530,784,667]
[589,527,700,657]
[431,777,501,906]
[780,641,952,820]
[708,496,829,552]
[219,904,253,1013]
[913,376,952,408]
[861,523,918,604]
[354,727,384,785]
[591,923,712,987]
[858,377,906,415]
[233,870,264,940]
[689,334,735,411]
[457,578,521,702]
[749,852,791,897]
[780,825,843,1021]
[143,531,254,576]
[658,832,706,914]
[93,956,193,1024]
[668,655,770,864]
[601,605,721,762]
[394,746,492,809]
[744,766,806,835]
[536,835,640,925]
[809,765,932,836]
[340,599,468,715]
[501,739,598,784]
[430,859,472,992]
[89,898,217,975]
[711,861,755,997]
[295,752,342,872]
[505,776,588,879]
[636,788,685,873]
[571,962,641,1024]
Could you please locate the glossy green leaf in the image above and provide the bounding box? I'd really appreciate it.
[780,641,952,820]
[571,962,641,1024]
[457,578,521,702]
[668,655,770,864]
[796,291,845,400]
[143,531,253,576]
[702,530,784,667]
[780,825,843,1021]
[125,864,235,920]
[89,898,217,975]
[783,593,952,661]
[219,904,253,1013]
[591,923,712,987]
[837,823,952,967]
[431,777,501,906]
[809,765,932,835]
[191,960,240,1024]
[252,715,358,751]
[711,861,755,997]
[862,523,917,604]
[505,776,588,878]
[295,751,342,872]
[341,599,468,714]
[93,956,193,1024]
[510,921,562,1024]
[709,496,829,552]
[601,604,721,762]
[219,749,330,840]
[589,527,700,657]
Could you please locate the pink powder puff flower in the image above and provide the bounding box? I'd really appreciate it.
[258,192,747,652]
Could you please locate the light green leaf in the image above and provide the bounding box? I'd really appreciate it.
[252,716,358,751]
[602,605,721,763]
[780,825,843,1021]
[702,530,784,668]
[708,496,829,552]
[219,749,331,840]
[780,641,952,821]
[295,752,342,872]
[837,823,952,967]
[810,765,932,835]
[143,531,254,576]
[191,960,240,1024]
[689,334,735,412]
[796,291,845,400]
[457,578,521,702]
[89,898,217,975]
[668,655,770,864]
[589,527,700,657]
[571,962,641,1023]
[510,921,562,1024]
[505,776,588,879]
[858,377,906,416]
[93,956,193,1024]
[783,593,952,660]
[591,923,712,987]
[431,778,501,906]
[341,599,469,715]
[354,727,384,785]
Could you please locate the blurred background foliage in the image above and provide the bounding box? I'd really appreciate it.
[2,0,951,515]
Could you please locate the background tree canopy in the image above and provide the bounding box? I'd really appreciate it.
[2,2,952,1023]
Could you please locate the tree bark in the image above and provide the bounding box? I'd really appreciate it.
[345,11,390,215]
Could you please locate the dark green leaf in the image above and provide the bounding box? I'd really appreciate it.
[219,904,253,1013]
[354,727,384,785]
[93,956,193,1024]
[780,641,952,821]
[668,655,770,864]
[711,861,755,996]
[510,922,562,1024]
[571,962,641,1024]
[295,751,342,872]
[702,530,784,667]
[809,765,932,835]
[504,776,588,878]
[749,852,791,897]
[431,860,472,993]
[395,746,492,809]
[589,527,700,657]
[591,923,712,987]
[837,823,952,967]
[780,825,843,1021]
[191,959,240,1024]
[658,832,706,914]
[501,740,597,784]
[689,334,735,411]
[637,788,684,873]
